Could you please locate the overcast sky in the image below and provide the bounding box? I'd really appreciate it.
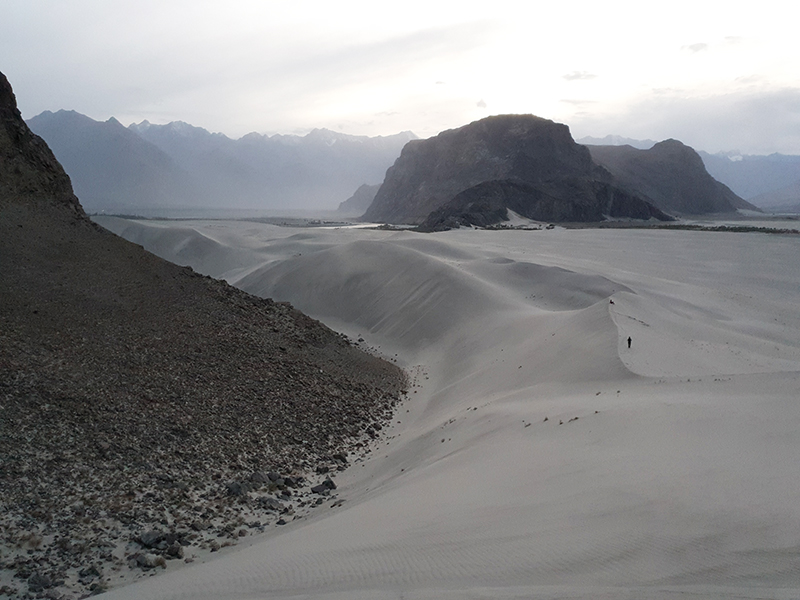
[3,0,799,154]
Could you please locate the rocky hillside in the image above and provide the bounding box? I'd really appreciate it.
[417,178,666,231]
[587,140,758,215]
[1,71,406,599]
[363,114,668,225]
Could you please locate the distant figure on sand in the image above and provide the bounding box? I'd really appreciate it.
[627,336,632,349]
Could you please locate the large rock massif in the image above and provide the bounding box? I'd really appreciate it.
[363,114,670,227]
[0,72,406,599]
[587,140,758,215]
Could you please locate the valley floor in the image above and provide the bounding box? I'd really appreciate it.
[94,218,800,600]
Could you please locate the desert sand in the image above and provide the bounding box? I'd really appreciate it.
[94,217,800,600]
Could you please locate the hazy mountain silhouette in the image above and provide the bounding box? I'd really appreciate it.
[27,110,198,212]
[751,179,800,213]
[577,135,656,150]
[130,120,414,211]
[337,183,381,216]
[27,110,414,213]
[697,151,800,203]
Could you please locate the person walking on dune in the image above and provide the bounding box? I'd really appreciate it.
[627,336,632,349]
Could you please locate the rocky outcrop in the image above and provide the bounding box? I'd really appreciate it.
[0,70,407,599]
[363,114,668,225]
[587,140,759,214]
[0,76,82,215]
[418,179,668,231]
[337,183,381,216]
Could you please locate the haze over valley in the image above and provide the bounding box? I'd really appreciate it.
[26,110,414,215]
[23,110,799,219]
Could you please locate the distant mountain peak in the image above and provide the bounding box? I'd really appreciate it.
[165,120,198,133]
[699,148,745,162]
[240,131,266,141]
[305,128,363,143]
[577,134,656,150]
[128,119,227,141]
[653,138,683,147]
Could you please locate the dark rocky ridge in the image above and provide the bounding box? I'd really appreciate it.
[0,71,406,598]
[363,114,669,226]
[587,140,759,215]
[0,80,82,215]
[418,178,667,232]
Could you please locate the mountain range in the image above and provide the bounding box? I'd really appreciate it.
[27,110,415,214]
[26,109,797,220]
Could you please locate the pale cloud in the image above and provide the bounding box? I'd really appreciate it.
[734,75,764,85]
[684,43,709,53]
[476,99,487,108]
[563,71,597,81]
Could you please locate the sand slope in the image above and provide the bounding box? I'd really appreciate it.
[95,218,800,600]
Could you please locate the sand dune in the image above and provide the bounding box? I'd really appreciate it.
[94,217,800,600]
